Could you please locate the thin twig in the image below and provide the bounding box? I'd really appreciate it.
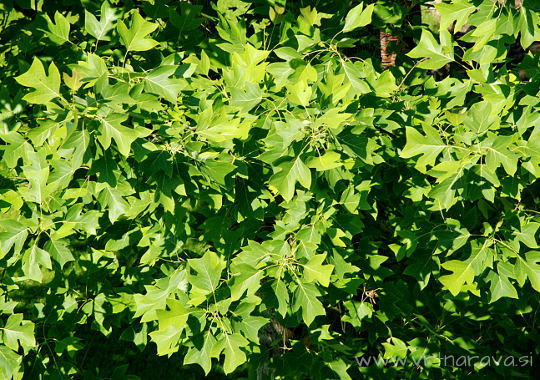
[395,57,429,94]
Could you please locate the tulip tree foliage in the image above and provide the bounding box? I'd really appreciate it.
[0,0,539,378]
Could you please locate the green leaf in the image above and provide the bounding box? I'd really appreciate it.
[487,268,518,303]
[97,185,129,224]
[439,260,475,296]
[515,252,540,293]
[293,282,325,326]
[435,0,476,33]
[343,3,375,33]
[273,280,289,318]
[340,186,360,213]
[342,61,371,95]
[329,358,352,380]
[85,1,118,41]
[184,331,216,375]
[481,135,518,176]
[428,160,469,210]
[1,314,35,351]
[230,83,263,112]
[306,151,343,171]
[343,300,373,325]
[200,158,236,186]
[400,125,446,171]
[302,253,334,287]
[197,118,251,144]
[170,3,203,32]
[72,53,108,86]
[134,270,187,322]
[44,11,70,45]
[382,337,408,359]
[229,264,263,301]
[188,251,225,296]
[369,70,398,97]
[117,11,158,52]
[144,65,185,103]
[518,7,540,49]
[22,245,52,283]
[150,299,190,355]
[269,156,311,202]
[0,220,28,260]
[515,222,540,249]
[98,114,140,157]
[471,19,497,52]
[0,346,21,380]
[48,159,75,192]
[464,240,494,277]
[286,81,312,107]
[20,149,50,205]
[44,239,75,268]
[232,314,267,343]
[198,50,210,76]
[463,101,498,134]
[15,58,62,105]
[216,333,248,374]
[407,30,454,69]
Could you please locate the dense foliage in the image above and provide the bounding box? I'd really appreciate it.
[1,0,539,378]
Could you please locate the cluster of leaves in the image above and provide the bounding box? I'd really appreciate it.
[1,0,539,378]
